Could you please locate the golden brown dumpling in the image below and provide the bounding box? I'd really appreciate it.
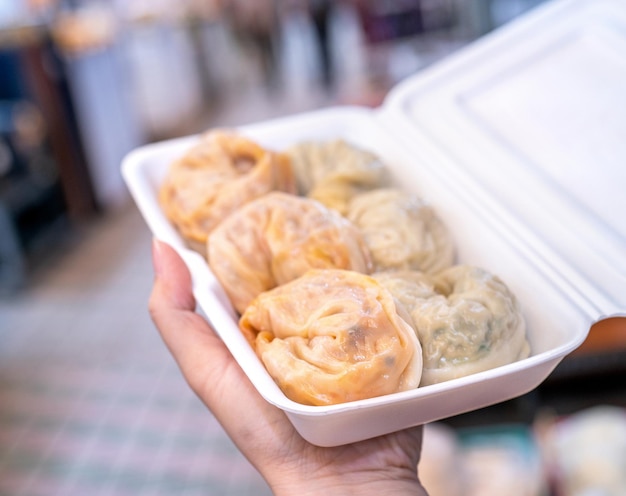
[208,192,373,314]
[347,188,455,273]
[374,266,530,386]
[285,139,390,215]
[159,130,296,252]
[239,269,423,406]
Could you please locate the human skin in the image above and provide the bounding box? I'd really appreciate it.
[149,239,428,496]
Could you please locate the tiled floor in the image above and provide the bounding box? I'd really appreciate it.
[0,207,272,495]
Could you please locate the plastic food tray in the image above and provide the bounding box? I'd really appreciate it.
[122,0,626,446]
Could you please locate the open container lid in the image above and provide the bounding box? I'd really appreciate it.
[381,0,626,321]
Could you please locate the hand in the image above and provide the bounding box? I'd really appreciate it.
[149,239,428,496]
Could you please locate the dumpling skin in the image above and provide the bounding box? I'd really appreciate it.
[159,130,296,252]
[347,188,455,274]
[239,269,423,406]
[374,266,530,386]
[208,192,373,314]
[285,140,390,215]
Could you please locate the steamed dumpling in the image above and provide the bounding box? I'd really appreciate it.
[208,192,373,314]
[285,139,390,215]
[347,188,455,273]
[374,266,529,386]
[159,130,296,252]
[239,269,423,406]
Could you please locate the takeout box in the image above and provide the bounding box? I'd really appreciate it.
[122,0,626,447]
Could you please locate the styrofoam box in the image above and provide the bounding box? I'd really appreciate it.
[122,0,626,447]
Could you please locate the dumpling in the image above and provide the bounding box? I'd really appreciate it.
[239,269,423,406]
[285,139,390,215]
[208,192,373,314]
[159,130,296,252]
[374,265,530,386]
[347,188,455,273]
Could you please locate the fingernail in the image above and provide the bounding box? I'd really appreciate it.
[152,238,163,276]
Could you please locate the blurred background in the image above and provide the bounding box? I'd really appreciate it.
[0,0,624,495]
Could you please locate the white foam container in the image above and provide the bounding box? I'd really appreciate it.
[122,0,626,447]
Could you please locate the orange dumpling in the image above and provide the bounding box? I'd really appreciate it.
[159,130,296,252]
[208,192,373,314]
[239,269,423,406]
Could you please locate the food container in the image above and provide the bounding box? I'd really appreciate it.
[122,0,626,447]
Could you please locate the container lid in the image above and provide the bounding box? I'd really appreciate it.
[382,0,626,319]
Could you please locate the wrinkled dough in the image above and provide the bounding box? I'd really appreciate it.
[285,139,390,215]
[374,266,530,386]
[347,188,455,273]
[159,130,296,251]
[208,192,373,314]
[240,269,423,406]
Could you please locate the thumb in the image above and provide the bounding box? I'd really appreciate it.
[148,239,243,404]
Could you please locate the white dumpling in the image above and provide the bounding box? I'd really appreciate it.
[285,139,390,215]
[374,265,530,386]
[347,188,455,274]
